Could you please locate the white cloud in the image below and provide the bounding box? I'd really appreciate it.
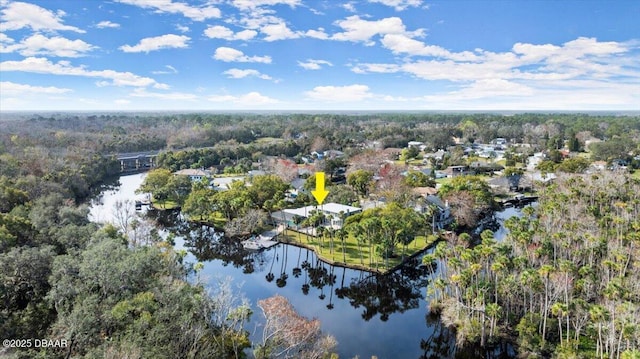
[176,24,189,33]
[421,81,640,111]
[0,57,166,88]
[236,9,282,30]
[223,68,272,80]
[130,88,197,101]
[445,79,535,100]
[380,34,479,60]
[331,16,418,46]
[119,34,190,53]
[231,0,301,10]
[0,1,85,32]
[298,59,332,70]
[351,63,400,74]
[261,22,300,41]
[368,0,423,11]
[0,81,72,95]
[115,0,220,21]
[305,84,373,102]
[0,33,14,44]
[354,37,639,85]
[204,25,257,41]
[96,20,120,28]
[213,47,272,63]
[347,35,640,110]
[342,3,357,12]
[1,34,96,57]
[304,28,329,40]
[152,65,178,74]
[115,99,131,105]
[208,91,279,105]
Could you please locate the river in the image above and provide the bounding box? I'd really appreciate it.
[90,173,519,359]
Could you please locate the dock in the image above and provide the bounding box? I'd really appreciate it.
[241,228,281,250]
[134,199,151,210]
[502,195,538,207]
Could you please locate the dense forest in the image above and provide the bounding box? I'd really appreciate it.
[1,112,639,358]
[425,173,640,358]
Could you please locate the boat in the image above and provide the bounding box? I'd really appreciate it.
[241,240,264,250]
[241,233,279,250]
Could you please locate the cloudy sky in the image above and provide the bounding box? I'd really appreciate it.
[1,0,639,111]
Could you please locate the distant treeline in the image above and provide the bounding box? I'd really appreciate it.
[2,112,639,155]
[2,113,638,188]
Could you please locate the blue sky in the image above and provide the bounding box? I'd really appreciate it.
[1,0,639,111]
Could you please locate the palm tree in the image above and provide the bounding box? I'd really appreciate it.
[485,302,502,339]
[316,226,326,255]
[589,304,609,358]
[336,228,347,263]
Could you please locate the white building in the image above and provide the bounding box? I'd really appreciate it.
[276,203,362,229]
[174,169,212,182]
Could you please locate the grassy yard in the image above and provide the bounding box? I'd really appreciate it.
[151,198,179,210]
[280,228,439,274]
[186,211,227,228]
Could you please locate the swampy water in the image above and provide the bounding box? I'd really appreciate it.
[90,173,519,359]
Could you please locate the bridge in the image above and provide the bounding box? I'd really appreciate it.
[114,151,160,172]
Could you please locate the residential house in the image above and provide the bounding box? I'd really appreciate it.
[414,195,453,231]
[408,141,427,151]
[272,203,362,229]
[443,165,469,177]
[174,168,212,182]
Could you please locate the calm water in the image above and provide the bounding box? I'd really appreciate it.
[90,173,519,359]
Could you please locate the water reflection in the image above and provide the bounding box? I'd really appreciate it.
[145,210,432,323]
[101,174,518,358]
[336,256,430,321]
[146,209,268,274]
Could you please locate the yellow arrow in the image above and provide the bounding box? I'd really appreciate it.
[311,172,329,205]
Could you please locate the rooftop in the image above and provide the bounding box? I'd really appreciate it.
[174,169,211,177]
[283,203,361,218]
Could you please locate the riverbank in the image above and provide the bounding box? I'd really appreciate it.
[278,228,440,274]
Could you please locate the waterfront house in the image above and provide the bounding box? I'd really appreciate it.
[174,168,212,182]
[271,202,362,229]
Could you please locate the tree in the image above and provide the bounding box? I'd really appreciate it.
[224,209,268,237]
[347,169,374,196]
[403,170,435,187]
[556,157,590,173]
[113,199,136,235]
[256,295,336,359]
[0,245,56,340]
[400,146,420,161]
[249,174,289,210]
[0,178,29,213]
[325,185,358,206]
[182,187,215,221]
[439,175,494,228]
[137,168,172,197]
[165,174,193,205]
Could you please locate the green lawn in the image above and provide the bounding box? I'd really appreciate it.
[151,198,179,210]
[280,228,439,274]
[631,171,640,180]
[186,211,227,228]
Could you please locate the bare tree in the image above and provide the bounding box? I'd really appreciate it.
[224,209,267,237]
[256,295,336,359]
[113,199,136,235]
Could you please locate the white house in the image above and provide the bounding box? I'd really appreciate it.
[275,203,362,229]
[174,169,212,182]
